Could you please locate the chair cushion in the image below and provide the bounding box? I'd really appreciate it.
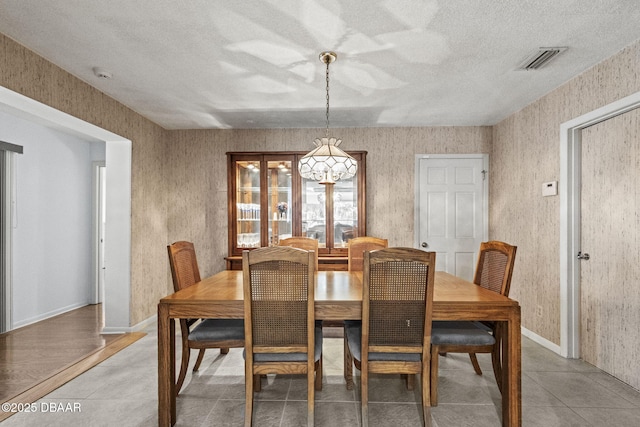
[189,319,245,342]
[247,326,323,363]
[472,321,493,333]
[431,321,496,346]
[344,320,421,362]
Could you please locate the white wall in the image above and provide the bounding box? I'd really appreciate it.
[0,109,105,328]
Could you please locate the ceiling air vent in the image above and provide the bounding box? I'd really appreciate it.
[517,47,567,70]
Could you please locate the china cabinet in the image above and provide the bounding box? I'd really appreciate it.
[226,151,366,270]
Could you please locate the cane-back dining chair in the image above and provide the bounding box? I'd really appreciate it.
[344,247,436,427]
[167,241,245,396]
[279,236,319,270]
[343,236,388,385]
[430,240,517,405]
[242,246,322,427]
[347,236,388,272]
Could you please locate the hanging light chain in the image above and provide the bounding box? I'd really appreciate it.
[325,58,330,138]
[297,51,356,184]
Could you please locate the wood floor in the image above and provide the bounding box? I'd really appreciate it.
[0,304,144,421]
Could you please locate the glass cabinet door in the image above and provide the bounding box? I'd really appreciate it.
[235,160,261,248]
[301,179,327,247]
[302,174,359,250]
[267,160,292,246]
[332,175,358,248]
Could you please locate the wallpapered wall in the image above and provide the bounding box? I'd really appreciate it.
[1,32,491,327]
[0,34,169,326]
[491,40,640,345]
[3,30,638,339]
[166,127,492,278]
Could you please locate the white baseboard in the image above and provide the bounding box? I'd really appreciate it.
[102,314,157,334]
[521,326,564,356]
[12,302,88,330]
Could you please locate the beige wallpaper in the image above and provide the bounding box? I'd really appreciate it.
[491,40,640,345]
[0,34,170,326]
[4,28,639,343]
[1,32,491,327]
[166,127,492,276]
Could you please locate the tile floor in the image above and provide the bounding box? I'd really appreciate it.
[2,324,640,427]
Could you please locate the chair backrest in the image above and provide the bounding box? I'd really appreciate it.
[279,236,319,270]
[348,236,388,271]
[362,247,436,356]
[167,241,201,292]
[473,240,517,296]
[243,246,315,355]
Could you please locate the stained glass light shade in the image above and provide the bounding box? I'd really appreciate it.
[298,136,357,185]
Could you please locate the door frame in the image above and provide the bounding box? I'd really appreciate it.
[559,90,640,358]
[1,142,22,333]
[414,153,489,254]
[92,161,106,305]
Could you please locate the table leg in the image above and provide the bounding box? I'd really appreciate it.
[502,307,521,427]
[170,317,175,423]
[158,303,176,426]
[344,336,354,390]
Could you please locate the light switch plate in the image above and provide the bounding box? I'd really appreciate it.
[542,181,557,197]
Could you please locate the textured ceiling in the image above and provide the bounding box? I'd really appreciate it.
[1,0,639,129]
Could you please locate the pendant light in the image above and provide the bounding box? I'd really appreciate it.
[298,51,357,185]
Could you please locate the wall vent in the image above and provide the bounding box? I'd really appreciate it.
[517,47,567,70]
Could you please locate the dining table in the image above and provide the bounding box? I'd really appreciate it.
[158,270,521,427]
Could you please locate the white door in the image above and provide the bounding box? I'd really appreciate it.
[415,155,488,281]
[98,165,106,303]
[580,107,640,389]
[0,149,8,332]
[1,144,20,333]
[92,162,106,304]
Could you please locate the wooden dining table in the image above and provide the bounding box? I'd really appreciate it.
[158,270,521,427]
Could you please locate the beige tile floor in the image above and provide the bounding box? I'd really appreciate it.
[2,323,640,426]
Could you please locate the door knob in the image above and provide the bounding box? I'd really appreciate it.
[421,242,428,248]
[577,252,590,260]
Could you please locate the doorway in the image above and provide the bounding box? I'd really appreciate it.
[0,86,132,332]
[414,154,488,281]
[560,91,640,362]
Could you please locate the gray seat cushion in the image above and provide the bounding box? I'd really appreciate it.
[472,320,493,333]
[344,320,421,362]
[431,321,496,346]
[246,326,323,363]
[189,319,245,341]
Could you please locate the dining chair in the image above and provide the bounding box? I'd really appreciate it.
[278,236,319,270]
[167,241,245,396]
[347,236,389,272]
[344,247,436,427]
[242,246,322,427]
[430,240,517,405]
[343,236,388,387]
